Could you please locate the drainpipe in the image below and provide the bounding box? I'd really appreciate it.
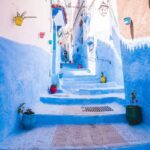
[73,0,85,28]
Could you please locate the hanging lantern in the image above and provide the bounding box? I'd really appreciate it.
[99,1,109,17]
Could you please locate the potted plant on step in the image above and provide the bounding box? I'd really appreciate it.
[100,72,107,83]
[50,84,57,94]
[126,92,142,125]
[18,103,36,130]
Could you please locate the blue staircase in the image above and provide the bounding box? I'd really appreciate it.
[35,63,126,126]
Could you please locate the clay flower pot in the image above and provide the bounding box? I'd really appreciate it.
[13,16,24,26]
[50,85,57,94]
[126,105,142,125]
[22,114,36,130]
[21,109,35,130]
[39,32,45,38]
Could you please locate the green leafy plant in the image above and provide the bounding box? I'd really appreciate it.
[18,103,25,114]
[24,109,34,115]
[18,103,34,115]
[131,91,138,105]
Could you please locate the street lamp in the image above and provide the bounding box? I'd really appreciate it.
[99,1,109,17]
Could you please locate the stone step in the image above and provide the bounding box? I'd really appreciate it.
[40,93,125,105]
[71,87,124,95]
[62,82,118,89]
[62,75,98,80]
[63,79,100,84]
[62,71,93,77]
[61,63,78,69]
[34,102,126,126]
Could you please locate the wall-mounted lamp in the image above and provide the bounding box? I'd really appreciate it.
[123,17,134,39]
[87,37,94,52]
[99,1,109,17]
[124,17,132,25]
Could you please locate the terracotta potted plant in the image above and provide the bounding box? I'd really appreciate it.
[18,103,36,130]
[126,92,142,125]
[50,84,57,94]
[39,32,45,38]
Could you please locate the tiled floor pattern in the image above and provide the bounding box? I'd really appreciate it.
[1,124,150,149]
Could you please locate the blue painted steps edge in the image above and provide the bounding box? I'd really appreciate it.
[109,143,150,150]
[40,97,126,105]
[72,89,124,95]
[35,114,126,126]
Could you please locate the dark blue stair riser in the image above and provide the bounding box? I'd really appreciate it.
[40,97,126,105]
[35,114,126,126]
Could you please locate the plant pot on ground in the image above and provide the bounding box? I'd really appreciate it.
[22,109,36,130]
[126,92,142,125]
[126,105,142,125]
[18,103,36,130]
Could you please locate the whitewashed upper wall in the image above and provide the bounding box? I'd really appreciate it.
[0,0,52,52]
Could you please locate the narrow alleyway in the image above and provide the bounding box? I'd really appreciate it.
[0,63,148,149]
[0,0,150,149]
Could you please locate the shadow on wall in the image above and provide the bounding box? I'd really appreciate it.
[0,37,51,141]
[130,21,134,39]
[95,39,124,85]
[96,40,115,83]
[121,42,150,124]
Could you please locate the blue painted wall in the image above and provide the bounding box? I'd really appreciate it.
[121,41,150,124]
[73,24,87,68]
[0,37,51,141]
[110,27,150,124]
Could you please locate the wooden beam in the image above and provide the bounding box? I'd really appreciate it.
[88,0,96,10]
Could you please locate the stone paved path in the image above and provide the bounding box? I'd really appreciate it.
[0,123,150,149]
[52,125,127,147]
